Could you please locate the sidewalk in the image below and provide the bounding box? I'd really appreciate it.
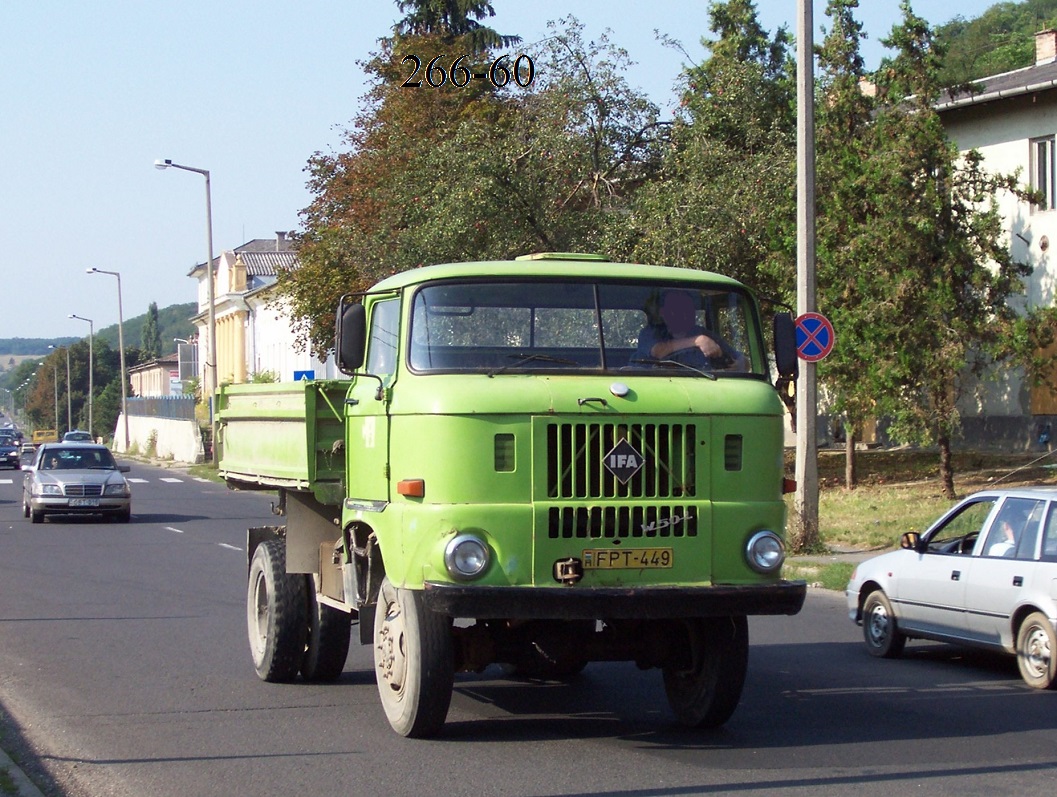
[0,747,44,797]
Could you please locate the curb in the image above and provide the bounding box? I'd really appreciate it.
[0,747,44,797]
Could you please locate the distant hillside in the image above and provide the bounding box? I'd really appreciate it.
[0,302,197,358]
[935,0,1057,85]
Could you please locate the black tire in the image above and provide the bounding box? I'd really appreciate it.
[300,585,352,682]
[862,589,906,658]
[1017,611,1057,689]
[246,539,308,682]
[373,576,454,738]
[30,508,43,524]
[662,616,749,729]
[113,507,131,524]
[22,497,29,518]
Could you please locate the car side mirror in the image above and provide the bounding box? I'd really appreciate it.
[335,299,366,376]
[900,531,922,551]
[773,312,799,381]
[118,465,131,473]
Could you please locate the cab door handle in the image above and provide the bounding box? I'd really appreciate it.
[1013,576,1024,587]
[951,571,961,581]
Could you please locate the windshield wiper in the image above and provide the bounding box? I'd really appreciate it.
[629,357,717,380]
[487,353,579,377]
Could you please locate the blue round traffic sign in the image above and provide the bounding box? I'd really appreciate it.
[795,312,834,362]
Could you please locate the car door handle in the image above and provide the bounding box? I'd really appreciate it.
[1013,576,1024,587]
[951,571,961,581]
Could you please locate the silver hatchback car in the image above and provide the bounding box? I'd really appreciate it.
[847,487,1057,689]
[22,443,132,523]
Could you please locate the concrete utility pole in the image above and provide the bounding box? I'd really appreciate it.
[794,0,820,549]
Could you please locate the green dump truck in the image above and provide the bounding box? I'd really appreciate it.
[217,253,806,738]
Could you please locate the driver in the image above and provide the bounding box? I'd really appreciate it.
[636,289,745,370]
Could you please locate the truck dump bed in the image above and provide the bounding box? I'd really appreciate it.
[216,380,347,505]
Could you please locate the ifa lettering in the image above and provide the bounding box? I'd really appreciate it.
[603,439,645,484]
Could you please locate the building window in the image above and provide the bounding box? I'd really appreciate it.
[1032,136,1056,211]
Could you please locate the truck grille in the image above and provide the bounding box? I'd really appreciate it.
[544,422,696,499]
[548,504,698,539]
[64,484,102,497]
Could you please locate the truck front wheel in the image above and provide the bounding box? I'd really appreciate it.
[373,577,454,737]
[247,539,307,682]
[662,616,748,728]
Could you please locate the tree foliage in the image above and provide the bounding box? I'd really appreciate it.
[141,302,161,360]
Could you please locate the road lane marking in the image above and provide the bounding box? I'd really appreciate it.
[128,478,149,483]
[218,543,242,552]
[0,479,11,485]
[159,477,183,483]
[165,527,185,534]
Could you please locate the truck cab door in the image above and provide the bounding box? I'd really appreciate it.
[344,297,399,506]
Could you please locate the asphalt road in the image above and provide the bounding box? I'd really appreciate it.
[1,459,1057,796]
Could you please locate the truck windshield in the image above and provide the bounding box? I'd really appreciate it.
[408,280,762,376]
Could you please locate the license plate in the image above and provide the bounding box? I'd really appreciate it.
[69,498,99,507]
[582,547,673,569]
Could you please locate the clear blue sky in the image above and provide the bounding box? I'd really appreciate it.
[0,1,999,341]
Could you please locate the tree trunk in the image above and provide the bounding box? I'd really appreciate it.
[845,426,857,490]
[938,431,956,499]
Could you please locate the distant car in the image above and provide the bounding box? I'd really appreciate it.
[847,487,1057,689]
[0,436,19,469]
[22,443,132,523]
[20,442,35,457]
[62,430,93,442]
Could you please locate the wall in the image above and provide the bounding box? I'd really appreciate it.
[111,413,205,463]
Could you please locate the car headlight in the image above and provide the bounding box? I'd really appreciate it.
[104,481,130,497]
[38,483,62,496]
[745,530,785,574]
[444,534,490,580]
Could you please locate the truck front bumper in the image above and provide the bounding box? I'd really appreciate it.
[423,580,806,620]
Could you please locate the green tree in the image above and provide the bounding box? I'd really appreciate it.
[609,0,795,299]
[864,2,1056,498]
[141,302,161,359]
[392,0,521,48]
[815,0,878,491]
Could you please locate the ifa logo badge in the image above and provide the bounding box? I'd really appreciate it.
[604,438,644,484]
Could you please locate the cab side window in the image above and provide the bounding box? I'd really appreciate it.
[366,298,400,379]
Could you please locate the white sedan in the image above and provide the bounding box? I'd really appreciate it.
[847,487,1057,688]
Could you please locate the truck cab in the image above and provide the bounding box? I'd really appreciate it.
[222,253,804,738]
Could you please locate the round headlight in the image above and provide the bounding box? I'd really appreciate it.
[746,530,784,574]
[444,534,490,580]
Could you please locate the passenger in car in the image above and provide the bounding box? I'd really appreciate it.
[988,519,1017,557]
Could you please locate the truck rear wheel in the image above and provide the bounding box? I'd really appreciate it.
[300,586,352,682]
[662,616,748,728]
[373,577,454,738]
[247,539,307,682]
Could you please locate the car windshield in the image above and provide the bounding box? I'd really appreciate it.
[39,448,117,470]
[407,280,764,376]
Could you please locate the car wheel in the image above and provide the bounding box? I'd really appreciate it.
[862,589,906,658]
[1017,612,1057,689]
[300,583,352,682]
[662,616,749,728]
[22,497,29,518]
[374,576,454,738]
[246,539,308,683]
[113,507,131,523]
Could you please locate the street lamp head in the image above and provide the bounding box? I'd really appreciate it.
[87,267,97,274]
[154,159,172,170]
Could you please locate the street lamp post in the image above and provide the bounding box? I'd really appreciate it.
[155,158,218,464]
[49,345,72,435]
[69,314,94,437]
[88,267,130,450]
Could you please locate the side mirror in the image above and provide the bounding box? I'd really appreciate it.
[773,312,799,381]
[900,531,922,552]
[335,299,367,375]
[118,465,131,473]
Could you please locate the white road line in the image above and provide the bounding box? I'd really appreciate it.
[0,479,11,485]
[192,478,211,483]
[159,477,183,483]
[165,526,185,534]
[217,543,242,552]
[128,478,149,483]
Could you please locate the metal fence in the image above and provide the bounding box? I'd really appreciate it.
[126,396,196,421]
